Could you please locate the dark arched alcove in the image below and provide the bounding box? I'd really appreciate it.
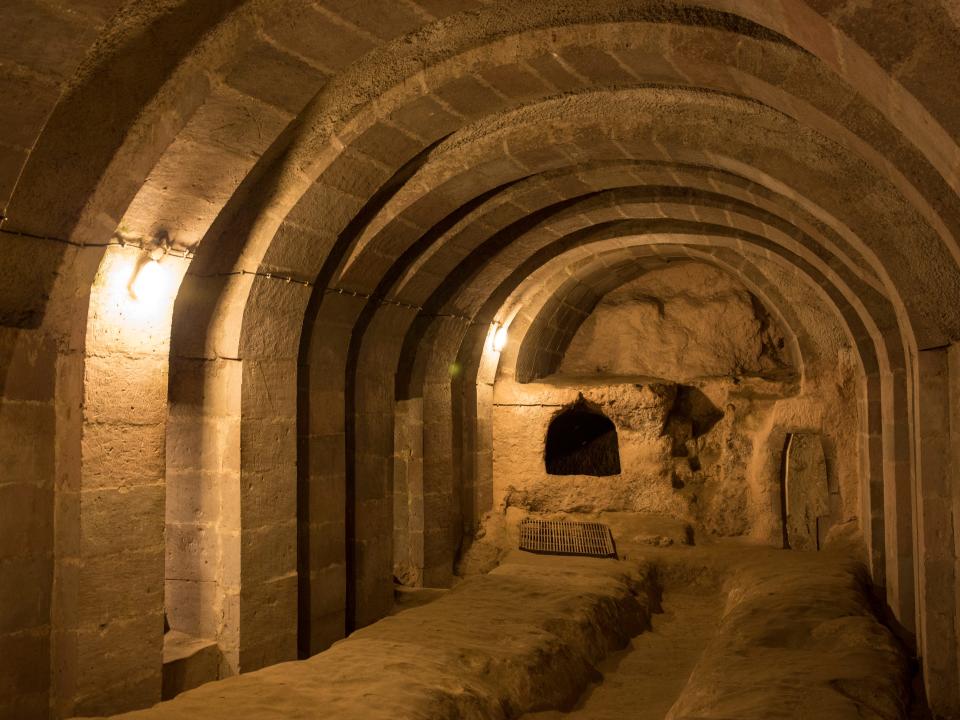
[545,399,621,476]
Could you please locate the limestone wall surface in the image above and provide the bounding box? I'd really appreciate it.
[493,263,860,545]
[558,264,787,381]
[0,327,56,720]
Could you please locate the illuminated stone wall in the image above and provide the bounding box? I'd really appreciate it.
[1,2,960,717]
[492,262,859,544]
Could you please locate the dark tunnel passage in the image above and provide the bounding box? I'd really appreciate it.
[545,398,621,476]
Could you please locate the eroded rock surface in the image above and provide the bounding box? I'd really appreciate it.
[667,552,909,720]
[524,536,910,720]
[98,556,658,720]
[558,264,789,382]
[494,259,861,546]
[493,378,796,538]
[99,541,908,720]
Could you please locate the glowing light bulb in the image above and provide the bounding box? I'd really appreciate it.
[493,324,509,352]
[130,259,168,304]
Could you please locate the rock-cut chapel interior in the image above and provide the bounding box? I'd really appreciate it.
[2,1,960,718]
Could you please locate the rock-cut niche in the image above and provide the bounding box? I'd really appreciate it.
[545,397,621,476]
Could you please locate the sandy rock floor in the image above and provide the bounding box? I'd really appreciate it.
[92,517,910,720]
[663,547,909,720]
[524,590,722,720]
[96,555,658,720]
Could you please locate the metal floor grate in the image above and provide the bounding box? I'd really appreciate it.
[518,518,617,558]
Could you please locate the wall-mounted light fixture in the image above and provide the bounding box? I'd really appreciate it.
[96,234,184,334]
[128,247,169,305]
[491,321,509,352]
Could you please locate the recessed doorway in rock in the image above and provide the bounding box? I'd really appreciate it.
[780,432,830,551]
[545,396,621,476]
